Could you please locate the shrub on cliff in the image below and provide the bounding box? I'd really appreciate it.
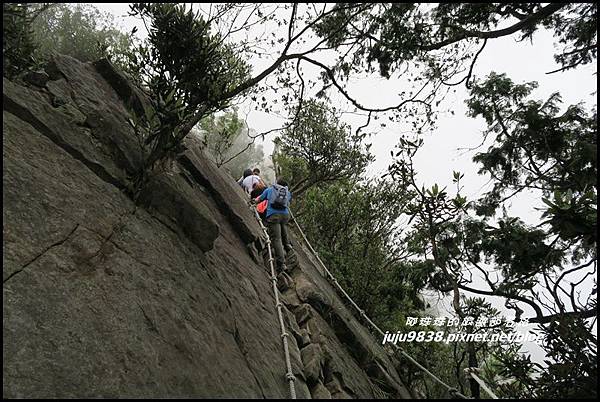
[123,3,252,192]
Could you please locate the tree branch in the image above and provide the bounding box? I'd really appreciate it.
[421,3,567,51]
[457,283,545,319]
[528,308,597,324]
[553,258,597,303]
[298,55,432,113]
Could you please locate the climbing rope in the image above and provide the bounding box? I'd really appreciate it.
[288,210,472,399]
[250,206,297,399]
[464,368,499,399]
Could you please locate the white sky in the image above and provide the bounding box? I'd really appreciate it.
[91,3,597,365]
[93,3,596,202]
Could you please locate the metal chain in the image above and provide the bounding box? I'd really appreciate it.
[250,207,296,399]
[289,210,473,399]
[464,368,499,399]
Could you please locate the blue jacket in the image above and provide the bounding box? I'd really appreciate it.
[258,185,292,218]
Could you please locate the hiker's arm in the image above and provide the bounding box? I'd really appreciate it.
[258,188,269,202]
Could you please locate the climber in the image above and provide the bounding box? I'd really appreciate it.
[249,167,268,220]
[256,178,293,273]
[255,197,268,222]
[240,169,262,195]
[250,168,267,199]
[237,168,253,188]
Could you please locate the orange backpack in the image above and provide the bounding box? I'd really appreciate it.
[256,199,268,214]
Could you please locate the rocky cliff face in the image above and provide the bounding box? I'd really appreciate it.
[3,55,411,399]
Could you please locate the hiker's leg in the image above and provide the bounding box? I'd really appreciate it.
[267,215,285,270]
[281,215,291,252]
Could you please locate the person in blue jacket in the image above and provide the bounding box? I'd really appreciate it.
[258,178,293,272]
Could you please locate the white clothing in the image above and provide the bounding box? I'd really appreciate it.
[242,175,261,194]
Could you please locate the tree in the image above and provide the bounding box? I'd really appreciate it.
[468,72,597,254]
[307,3,597,132]
[295,177,462,397]
[466,73,597,399]
[3,3,52,79]
[314,3,596,81]
[196,109,266,180]
[273,99,373,198]
[31,3,135,69]
[123,3,252,195]
[299,179,419,319]
[124,3,481,191]
[198,110,246,168]
[386,74,597,398]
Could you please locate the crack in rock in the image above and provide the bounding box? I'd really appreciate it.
[231,313,267,399]
[218,287,267,398]
[80,210,133,266]
[3,224,80,285]
[107,240,152,268]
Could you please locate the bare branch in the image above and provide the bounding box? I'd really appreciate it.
[443,39,487,88]
[528,308,597,324]
[298,55,433,113]
[421,3,567,51]
[356,111,372,137]
[553,258,597,301]
[457,283,545,319]
[288,3,297,42]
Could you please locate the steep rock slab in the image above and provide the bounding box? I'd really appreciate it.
[3,78,126,191]
[3,53,411,399]
[2,63,305,398]
[48,55,143,177]
[180,134,264,249]
[137,169,219,252]
[2,107,305,398]
[2,111,132,282]
[93,58,152,119]
[285,229,413,399]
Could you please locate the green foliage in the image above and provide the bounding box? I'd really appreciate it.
[391,319,457,398]
[315,3,596,81]
[274,99,373,197]
[387,71,597,398]
[3,3,50,78]
[468,73,597,257]
[473,216,563,283]
[488,345,541,398]
[128,3,250,111]
[4,3,136,80]
[299,178,424,324]
[273,152,310,194]
[541,188,597,252]
[31,3,135,68]
[458,297,516,397]
[197,109,266,180]
[199,110,245,166]
[535,316,597,398]
[542,3,598,70]
[124,3,252,190]
[492,316,597,398]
